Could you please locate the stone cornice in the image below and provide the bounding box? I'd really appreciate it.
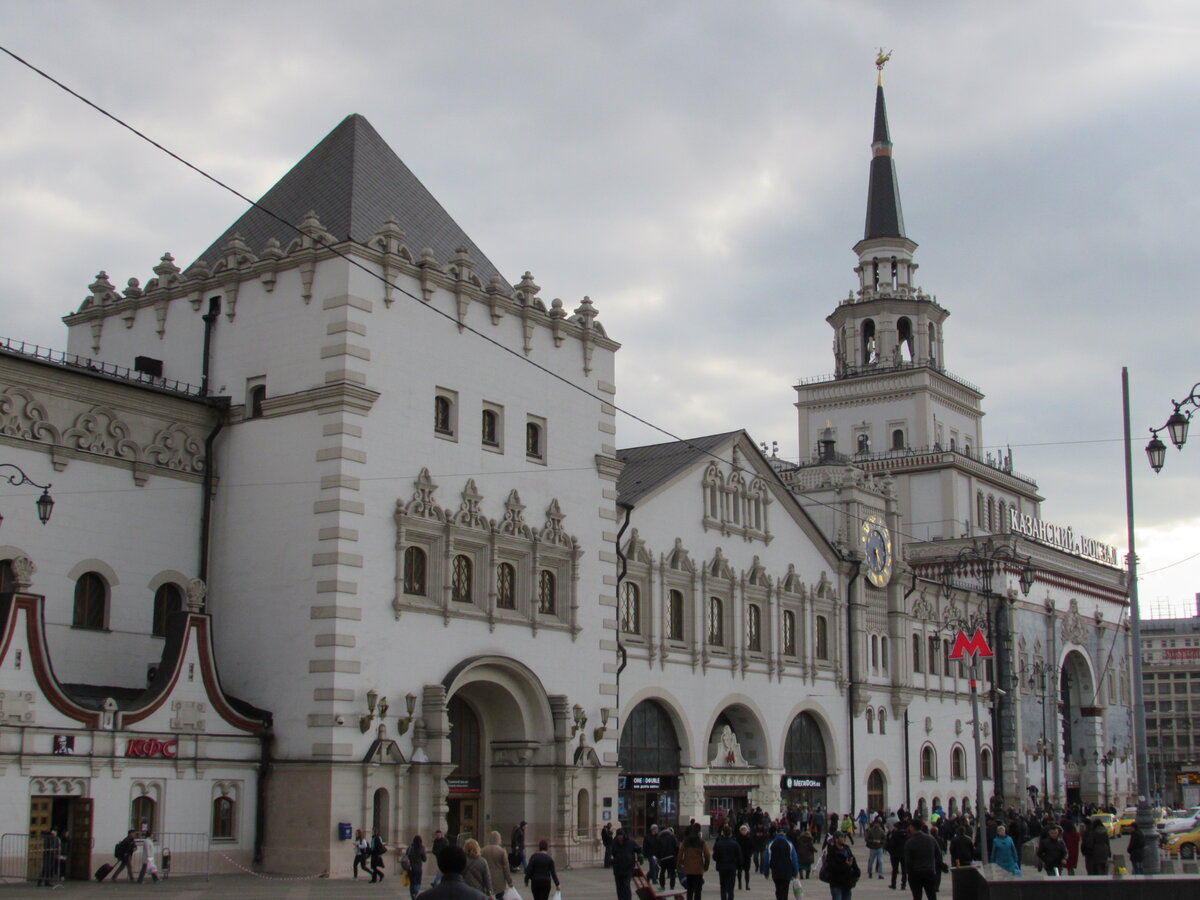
[260,382,381,418]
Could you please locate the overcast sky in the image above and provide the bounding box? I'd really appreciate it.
[2,1,1198,616]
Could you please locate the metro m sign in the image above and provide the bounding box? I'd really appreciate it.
[949,628,993,660]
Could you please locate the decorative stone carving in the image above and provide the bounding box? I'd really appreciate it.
[912,591,937,623]
[453,479,489,531]
[1061,599,1087,646]
[497,490,532,538]
[0,691,35,724]
[170,700,207,732]
[666,539,695,573]
[63,406,139,460]
[145,423,205,473]
[402,468,445,521]
[709,725,749,768]
[186,578,207,612]
[541,499,574,548]
[30,777,88,796]
[0,388,57,443]
[11,554,35,590]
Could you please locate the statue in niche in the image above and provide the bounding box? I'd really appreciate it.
[709,725,748,768]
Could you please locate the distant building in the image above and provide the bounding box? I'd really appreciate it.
[1140,597,1200,808]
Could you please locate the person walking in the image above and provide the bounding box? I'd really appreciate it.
[137,831,161,884]
[678,824,712,900]
[762,828,799,900]
[947,826,974,869]
[482,831,513,900]
[1035,824,1068,876]
[37,828,60,887]
[644,825,661,885]
[886,820,908,890]
[611,828,644,900]
[712,825,742,900]
[865,817,886,879]
[432,830,450,885]
[1080,818,1111,876]
[511,823,528,874]
[422,845,491,900]
[407,835,428,898]
[824,832,860,900]
[368,829,387,883]
[463,839,494,897]
[110,830,137,883]
[1061,819,1080,875]
[735,824,755,890]
[793,829,816,880]
[657,826,680,890]
[901,821,944,900]
[353,829,371,880]
[990,825,1020,877]
[602,822,614,869]
[524,839,560,900]
[1126,826,1146,876]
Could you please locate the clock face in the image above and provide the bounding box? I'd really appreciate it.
[860,514,893,588]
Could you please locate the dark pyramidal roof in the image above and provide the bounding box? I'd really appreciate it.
[863,84,906,240]
[192,114,507,286]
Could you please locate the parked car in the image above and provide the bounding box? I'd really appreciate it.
[1159,807,1200,835]
[1164,822,1200,859]
[1117,807,1139,834]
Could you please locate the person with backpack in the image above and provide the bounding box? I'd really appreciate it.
[1035,824,1068,877]
[678,824,712,900]
[762,827,799,900]
[823,832,860,900]
[369,829,387,883]
[109,830,137,882]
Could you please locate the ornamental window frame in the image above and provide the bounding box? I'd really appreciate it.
[782,609,797,657]
[619,581,642,637]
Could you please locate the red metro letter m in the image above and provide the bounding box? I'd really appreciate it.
[948,628,993,660]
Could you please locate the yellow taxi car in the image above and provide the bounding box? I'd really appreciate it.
[1164,822,1200,860]
[1092,813,1120,838]
[1118,806,1139,834]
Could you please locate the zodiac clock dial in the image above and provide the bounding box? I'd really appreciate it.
[860,514,893,588]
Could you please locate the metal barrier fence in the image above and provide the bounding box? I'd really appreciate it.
[0,833,40,882]
[0,833,213,882]
[139,833,211,880]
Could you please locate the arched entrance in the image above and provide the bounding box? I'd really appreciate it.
[373,788,389,838]
[442,657,555,843]
[705,704,767,823]
[1060,650,1099,806]
[781,712,830,811]
[866,769,885,815]
[618,700,682,832]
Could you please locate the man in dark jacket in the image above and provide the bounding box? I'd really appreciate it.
[657,827,680,889]
[735,824,755,889]
[761,830,799,900]
[948,826,975,868]
[886,820,908,890]
[610,829,643,900]
[902,821,944,900]
[1036,824,1068,876]
[423,846,489,900]
[643,825,661,884]
[712,825,743,900]
[865,817,887,878]
[601,822,614,868]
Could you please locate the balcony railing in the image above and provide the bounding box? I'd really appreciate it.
[0,336,204,397]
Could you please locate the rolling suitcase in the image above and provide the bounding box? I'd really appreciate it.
[94,863,114,882]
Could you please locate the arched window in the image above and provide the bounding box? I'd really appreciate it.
[452,554,472,603]
[403,546,427,596]
[878,708,887,735]
[784,712,828,774]
[707,597,724,646]
[131,796,156,834]
[496,562,516,609]
[481,409,499,447]
[619,582,641,635]
[921,744,937,779]
[867,769,885,814]
[618,700,681,774]
[951,745,967,780]
[0,558,13,593]
[892,429,905,451]
[857,434,870,455]
[782,610,796,656]
[526,422,543,460]
[666,589,685,641]
[73,572,107,630]
[986,495,995,532]
[248,384,266,420]
[897,316,914,361]
[976,492,985,528]
[815,615,829,660]
[211,796,235,839]
[372,787,390,839]
[980,747,992,780]
[928,323,937,367]
[434,395,453,434]
[866,707,875,734]
[912,633,922,673]
[928,636,940,676]
[152,583,183,636]
[871,634,879,669]
[576,788,591,838]
[862,319,877,364]
[747,604,762,652]
[538,570,556,614]
[998,500,1007,532]
[881,636,888,671]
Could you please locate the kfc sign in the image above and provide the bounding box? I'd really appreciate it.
[125,738,177,758]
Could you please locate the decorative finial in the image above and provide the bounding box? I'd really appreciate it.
[875,48,892,84]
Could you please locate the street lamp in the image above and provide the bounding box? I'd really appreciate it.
[1096,748,1116,811]
[1145,381,1200,472]
[1029,659,1061,813]
[940,539,1036,812]
[0,463,54,527]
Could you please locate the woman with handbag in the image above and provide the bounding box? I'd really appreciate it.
[524,839,560,900]
[406,834,427,898]
[678,824,712,900]
[823,833,860,900]
[369,829,387,884]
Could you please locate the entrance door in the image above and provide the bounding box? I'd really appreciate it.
[447,799,479,844]
[28,798,52,880]
[65,798,93,881]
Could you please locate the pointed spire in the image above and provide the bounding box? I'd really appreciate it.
[864,52,906,240]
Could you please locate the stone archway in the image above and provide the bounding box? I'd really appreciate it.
[1060,649,1101,804]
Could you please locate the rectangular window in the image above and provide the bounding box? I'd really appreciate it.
[482,402,503,451]
[782,610,796,656]
[526,415,547,463]
[747,604,762,652]
[435,388,459,439]
[666,589,685,641]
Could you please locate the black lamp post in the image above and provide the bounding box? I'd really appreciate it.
[1028,659,1061,813]
[1145,381,1200,472]
[1096,749,1116,811]
[0,463,54,527]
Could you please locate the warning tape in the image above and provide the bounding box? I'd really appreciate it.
[216,852,329,881]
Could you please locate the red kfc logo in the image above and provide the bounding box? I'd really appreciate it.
[125,738,178,759]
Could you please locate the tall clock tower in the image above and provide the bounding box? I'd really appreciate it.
[795,65,1042,543]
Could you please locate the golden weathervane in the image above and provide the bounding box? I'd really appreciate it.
[875,48,892,84]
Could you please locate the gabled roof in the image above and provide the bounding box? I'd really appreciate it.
[616,431,740,507]
[192,114,507,286]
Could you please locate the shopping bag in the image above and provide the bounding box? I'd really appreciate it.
[790,877,803,899]
[552,891,562,900]
[503,887,523,900]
